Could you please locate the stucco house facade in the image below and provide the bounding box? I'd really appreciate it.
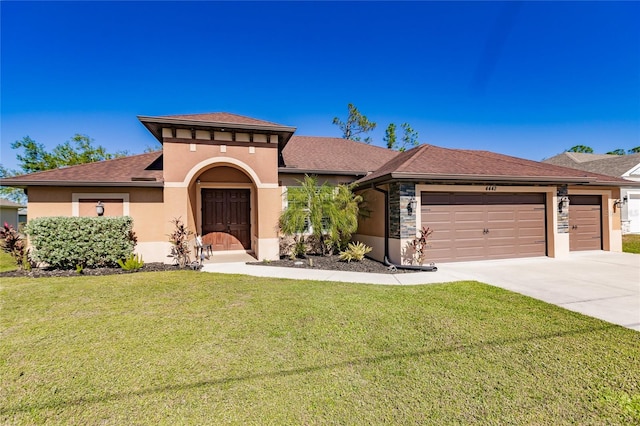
[0,199,26,229]
[543,152,640,234]
[0,112,628,265]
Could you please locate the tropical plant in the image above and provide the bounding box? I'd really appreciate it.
[338,241,372,263]
[0,222,28,270]
[279,175,362,256]
[409,226,434,265]
[168,217,192,267]
[117,253,145,271]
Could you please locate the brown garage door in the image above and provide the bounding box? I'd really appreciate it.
[421,193,546,263]
[569,195,601,251]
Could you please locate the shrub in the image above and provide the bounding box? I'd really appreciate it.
[0,222,28,270]
[410,226,433,265]
[117,253,145,271]
[338,241,372,263]
[25,216,136,269]
[168,217,192,267]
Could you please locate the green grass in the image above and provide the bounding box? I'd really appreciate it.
[0,250,17,272]
[1,272,639,425]
[623,234,640,254]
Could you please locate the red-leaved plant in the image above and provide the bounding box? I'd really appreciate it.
[0,222,28,270]
[410,226,433,265]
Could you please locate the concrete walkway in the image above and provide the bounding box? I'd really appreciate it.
[202,251,640,331]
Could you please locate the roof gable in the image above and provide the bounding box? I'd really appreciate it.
[358,144,629,185]
[160,112,286,127]
[281,136,399,175]
[0,152,163,187]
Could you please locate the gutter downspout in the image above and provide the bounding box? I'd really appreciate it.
[371,184,437,272]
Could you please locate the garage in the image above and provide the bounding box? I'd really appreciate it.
[421,192,546,263]
[569,195,602,251]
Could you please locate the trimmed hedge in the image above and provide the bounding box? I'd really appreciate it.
[25,216,136,269]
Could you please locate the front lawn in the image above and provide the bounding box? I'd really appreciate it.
[0,250,17,273]
[1,272,639,424]
[623,234,640,254]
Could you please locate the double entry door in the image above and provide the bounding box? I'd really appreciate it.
[202,189,251,251]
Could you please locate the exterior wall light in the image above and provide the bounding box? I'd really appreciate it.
[407,197,416,216]
[96,201,105,216]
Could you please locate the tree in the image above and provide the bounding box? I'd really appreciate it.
[383,123,397,150]
[332,103,377,143]
[384,122,419,152]
[279,175,362,256]
[629,147,640,154]
[567,145,594,153]
[11,134,127,174]
[606,149,626,155]
[0,164,26,204]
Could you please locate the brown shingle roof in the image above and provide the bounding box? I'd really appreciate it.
[0,152,163,187]
[358,144,630,185]
[543,152,640,178]
[161,112,286,127]
[281,136,399,175]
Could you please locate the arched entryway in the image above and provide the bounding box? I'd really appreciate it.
[193,165,257,253]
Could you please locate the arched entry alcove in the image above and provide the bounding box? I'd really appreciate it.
[190,164,257,253]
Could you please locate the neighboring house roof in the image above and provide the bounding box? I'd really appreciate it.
[357,144,630,186]
[0,152,163,187]
[0,199,26,209]
[280,136,399,175]
[543,152,640,179]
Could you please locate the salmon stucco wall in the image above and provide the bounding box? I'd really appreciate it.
[163,141,279,185]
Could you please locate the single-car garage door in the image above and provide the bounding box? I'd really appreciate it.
[569,195,602,251]
[421,192,546,263]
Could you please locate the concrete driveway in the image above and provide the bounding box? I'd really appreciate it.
[202,251,640,331]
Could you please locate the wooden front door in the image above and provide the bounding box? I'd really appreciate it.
[202,189,251,251]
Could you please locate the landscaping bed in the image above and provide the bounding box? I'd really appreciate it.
[0,262,191,278]
[249,254,422,274]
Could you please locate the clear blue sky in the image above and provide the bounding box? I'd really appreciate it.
[1,1,639,171]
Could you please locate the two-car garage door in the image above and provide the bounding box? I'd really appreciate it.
[421,192,547,263]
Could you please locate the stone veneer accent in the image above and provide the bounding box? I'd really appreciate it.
[557,185,569,233]
[389,182,417,239]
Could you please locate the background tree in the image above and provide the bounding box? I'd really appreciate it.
[606,149,626,155]
[567,145,594,153]
[11,134,127,174]
[629,147,640,154]
[384,122,419,152]
[332,103,377,143]
[0,165,26,204]
[2,134,128,204]
[383,123,397,150]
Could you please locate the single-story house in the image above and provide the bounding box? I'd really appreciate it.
[0,112,630,265]
[0,199,26,229]
[543,152,640,234]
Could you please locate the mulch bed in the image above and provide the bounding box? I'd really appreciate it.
[248,254,420,274]
[0,262,193,278]
[2,256,424,278]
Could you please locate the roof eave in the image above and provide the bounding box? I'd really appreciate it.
[0,180,164,188]
[278,167,370,177]
[138,115,297,144]
[358,172,608,186]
